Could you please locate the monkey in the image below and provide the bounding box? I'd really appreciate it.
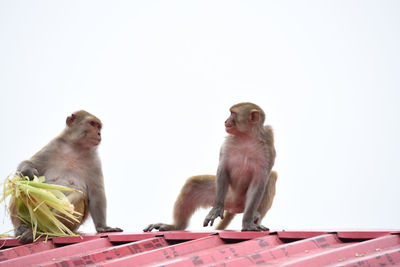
[10,110,122,243]
[144,102,277,232]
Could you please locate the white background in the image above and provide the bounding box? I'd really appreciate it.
[1,1,399,234]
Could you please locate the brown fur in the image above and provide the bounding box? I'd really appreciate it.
[144,102,277,232]
[11,110,122,243]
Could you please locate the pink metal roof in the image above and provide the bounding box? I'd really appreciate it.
[1,230,400,266]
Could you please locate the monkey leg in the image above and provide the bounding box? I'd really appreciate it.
[9,197,35,243]
[215,211,236,230]
[255,170,278,227]
[144,175,216,232]
[216,171,278,231]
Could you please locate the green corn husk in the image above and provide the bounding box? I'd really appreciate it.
[1,173,82,241]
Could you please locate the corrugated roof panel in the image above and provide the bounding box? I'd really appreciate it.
[1,231,399,267]
[156,234,283,267]
[337,247,400,267]
[41,237,168,267]
[211,233,344,266]
[99,235,225,266]
[275,234,400,267]
[2,237,112,266]
[107,232,159,242]
[0,240,54,262]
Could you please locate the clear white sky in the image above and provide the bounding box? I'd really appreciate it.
[1,1,399,234]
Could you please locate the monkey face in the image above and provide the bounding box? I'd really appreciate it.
[225,111,237,134]
[66,111,102,149]
[225,109,247,135]
[83,119,102,147]
[225,105,262,136]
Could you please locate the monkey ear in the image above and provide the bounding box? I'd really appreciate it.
[66,114,76,127]
[248,110,260,124]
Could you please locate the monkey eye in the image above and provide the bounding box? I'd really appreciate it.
[90,121,96,127]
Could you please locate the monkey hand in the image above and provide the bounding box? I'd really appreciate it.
[96,226,123,233]
[20,165,39,180]
[242,222,269,232]
[203,206,225,227]
[143,223,176,232]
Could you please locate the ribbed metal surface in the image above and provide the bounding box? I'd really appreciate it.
[0,231,399,266]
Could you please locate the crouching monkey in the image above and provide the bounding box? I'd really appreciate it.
[144,102,277,232]
[11,110,122,243]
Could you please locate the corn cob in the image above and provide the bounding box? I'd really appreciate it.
[1,173,82,241]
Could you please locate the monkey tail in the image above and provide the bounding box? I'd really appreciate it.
[172,175,216,230]
[215,211,236,230]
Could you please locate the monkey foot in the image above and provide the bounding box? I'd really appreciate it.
[16,225,34,244]
[241,223,269,232]
[143,223,175,232]
[96,226,123,233]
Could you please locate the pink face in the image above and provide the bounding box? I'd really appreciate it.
[224,106,261,136]
[225,109,239,135]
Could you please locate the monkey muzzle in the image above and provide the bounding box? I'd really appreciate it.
[225,122,234,134]
[91,138,101,145]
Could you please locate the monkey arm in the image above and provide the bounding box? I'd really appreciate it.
[88,180,107,231]
[88,170,122,233]
[203,166,229,227]
[242,170,270,231]
[17,145,54,180]
[89,187,121,232]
